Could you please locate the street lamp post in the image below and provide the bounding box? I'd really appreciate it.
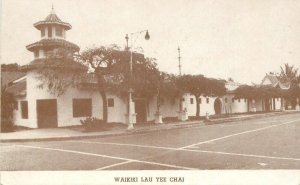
[125,30,150,130]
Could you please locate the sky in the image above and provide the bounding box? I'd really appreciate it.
[1,0,300,84]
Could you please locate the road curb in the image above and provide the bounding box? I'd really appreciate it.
[1,111,299,143]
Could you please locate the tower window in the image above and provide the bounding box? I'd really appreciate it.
[206,98,209,104]
[190,98,194,104]
[41,28,45,37]
[56,27,63,37]
[48,26,52,37]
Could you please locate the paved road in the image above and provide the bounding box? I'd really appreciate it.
[1,113,300,170]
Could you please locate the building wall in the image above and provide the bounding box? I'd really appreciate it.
[13,96,33,128]
[160,97,180,118]
[147,96,179,121]
[181,93,217,116]
[107,94,127,123]
[231,98,248,113]
[274,98,282,110]
[14,72,128,128]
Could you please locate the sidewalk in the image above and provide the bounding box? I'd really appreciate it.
[1,110,299,142]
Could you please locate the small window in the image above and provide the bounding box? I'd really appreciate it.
[21,101,28,119]
[41,28,45,37]
[232,98,234,103]
[199,98,202,104]
[238,98,241,103]
[34,51,39,58]
[73,99,92,117]
[190,98,194,104]
[225,98,228,103]
[181,98,185,102]
[107,98,114,107]
[206,98,209,104]
[56,27,63,37]
[48,26,52,37]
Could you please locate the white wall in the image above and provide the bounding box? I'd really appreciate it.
[231,98,248,113]
[106,94,127,123]
[14,72,128,128]
[147,96,179,121]
[181,93,217,116]
[13,97,34,128]
[274,98,282,110]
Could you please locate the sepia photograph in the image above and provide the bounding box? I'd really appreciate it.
[1,0,300,184]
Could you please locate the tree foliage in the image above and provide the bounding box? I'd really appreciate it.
[34,45,163,123]
[1,63,20,72]
[279,63,299,84]
[176,75,226,116]
[278,63,300,107]
[1,86,15,132]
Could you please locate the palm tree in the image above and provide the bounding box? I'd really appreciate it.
[279,63,299,83]
[279,63,300,109]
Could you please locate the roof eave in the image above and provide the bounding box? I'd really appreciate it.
[33,21,72,30]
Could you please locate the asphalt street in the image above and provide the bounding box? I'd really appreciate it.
[1,113,300,170]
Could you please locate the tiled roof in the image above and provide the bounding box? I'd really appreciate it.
[44,13,62,22]
[261,74,291,90]
[34,12,72,30]
[21,58,88,72]
[266,74,279,85]
[26,39,80,52]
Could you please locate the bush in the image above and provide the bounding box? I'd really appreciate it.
[1,88,15,132]
[1,118,14,133]
[80,117,106,131]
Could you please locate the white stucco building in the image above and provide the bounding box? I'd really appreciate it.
[6,9,292,129]
[8,9,132,128]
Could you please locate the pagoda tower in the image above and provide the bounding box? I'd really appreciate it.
[26,7,80,61]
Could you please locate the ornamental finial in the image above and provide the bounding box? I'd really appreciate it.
[51,3,55,14]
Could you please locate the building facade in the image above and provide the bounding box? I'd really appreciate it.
[7,9,294,129]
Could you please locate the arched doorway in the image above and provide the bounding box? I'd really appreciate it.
[214,98,222,114]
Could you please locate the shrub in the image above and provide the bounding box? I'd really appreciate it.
[1,88,15,132]
[80,117,106,131]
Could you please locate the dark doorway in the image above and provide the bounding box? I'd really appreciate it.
[135,99,147,123]
[37,99,58,128]
[264,99,270,112]
[214,98,222,114]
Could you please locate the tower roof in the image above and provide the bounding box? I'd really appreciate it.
[26,38,80,52]
[33,7,72,30]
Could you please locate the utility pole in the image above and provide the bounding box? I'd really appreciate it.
[178,46,182,76]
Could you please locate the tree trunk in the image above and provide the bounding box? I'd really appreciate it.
[97,73,108,123]
[247,98,249,112]
[195,95,200,117]
[100,91,108,123]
